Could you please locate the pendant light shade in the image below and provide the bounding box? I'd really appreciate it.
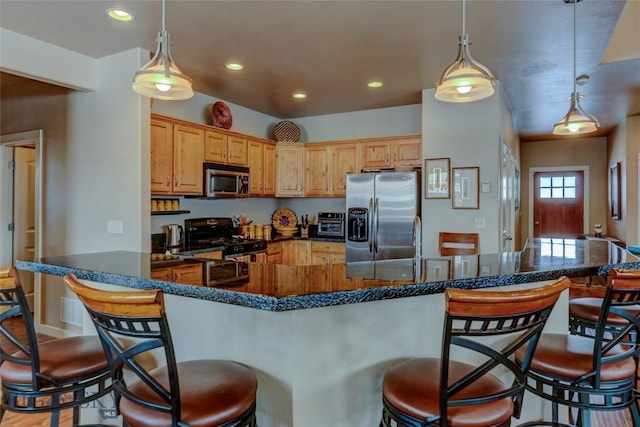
[552,92,600,135]
[435,0,496,103]
[552,0,599,135]
[132,0,193,100]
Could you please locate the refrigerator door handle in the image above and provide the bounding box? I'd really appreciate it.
[373,197,379,253]
[368,197,374,253]
[412,216,422,258]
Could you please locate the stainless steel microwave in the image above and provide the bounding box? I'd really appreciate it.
[204,163,249,198]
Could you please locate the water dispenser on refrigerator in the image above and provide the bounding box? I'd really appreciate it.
[347,207,368,242]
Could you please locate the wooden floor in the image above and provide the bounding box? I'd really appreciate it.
[0,317,634,427]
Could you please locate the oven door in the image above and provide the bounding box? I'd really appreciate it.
[318,220,344,237]
[225,251,268,263]
[205,260,249,286]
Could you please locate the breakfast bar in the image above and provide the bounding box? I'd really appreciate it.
[16,238,640,427]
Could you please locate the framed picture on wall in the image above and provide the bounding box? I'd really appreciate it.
[452,167,480,209]
[425,158,450,199]
[610,162,621,220]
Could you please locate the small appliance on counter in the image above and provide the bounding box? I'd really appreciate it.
[317,212,345,238]
[165,224,183,254]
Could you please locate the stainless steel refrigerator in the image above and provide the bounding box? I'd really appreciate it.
[346,171,421,262]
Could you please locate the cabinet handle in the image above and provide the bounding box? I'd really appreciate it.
[174,176,178,186]
[165,176,170,187]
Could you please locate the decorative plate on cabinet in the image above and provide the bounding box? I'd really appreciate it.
[210,101,233,129]
[273,120,301,142]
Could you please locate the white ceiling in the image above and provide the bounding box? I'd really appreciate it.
[1,0,639,141]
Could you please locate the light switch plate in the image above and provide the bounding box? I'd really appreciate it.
[474,217,486,228]
[107,220,123,234]
[481,180,491,193]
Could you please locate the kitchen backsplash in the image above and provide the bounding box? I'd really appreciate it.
[151,197,346,234]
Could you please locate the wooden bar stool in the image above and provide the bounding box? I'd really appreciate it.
[0,266,112,427]
[569,269,640,339]
[379,276,569,427]
[63,273,258,427]
[516,272,640,426]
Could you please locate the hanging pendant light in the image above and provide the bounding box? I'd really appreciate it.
[132,0,193,100]
[435,0,496,103]
[552,0,599,135]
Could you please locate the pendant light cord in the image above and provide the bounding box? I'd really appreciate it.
[162,0,166,33]
[461,0,466,36]
[572,0,577,96]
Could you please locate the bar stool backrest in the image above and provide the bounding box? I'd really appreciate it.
[64,274,183,425]
[0,267,41,390]
[436,277,569,424]
[438,232,479,256]
[589,274,640,388]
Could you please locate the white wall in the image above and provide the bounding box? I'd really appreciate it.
[63,49,149,254]
[421,85,514,256]
[293,104,422,142]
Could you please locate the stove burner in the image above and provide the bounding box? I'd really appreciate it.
[184,217,267,256]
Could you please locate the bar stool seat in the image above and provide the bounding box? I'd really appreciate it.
[570,297,640,326]
[120,359,257,426]
[382,359,514,426]
[519,333,636,381]
[1,335,108,384]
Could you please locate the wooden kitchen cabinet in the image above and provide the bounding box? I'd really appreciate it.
[359,136,421,170]
[150,118,174,194]
[304,142,357,197]
[359,139,391,170]
[310,241,345,265]
[249,139,277,196]
[330,143,358,196]
[151,263,203,285]
[205,130,248,166]
[151,116,204,195]
[281,240,311,265]
[276,143,305,197]
[304,144,331,197]
[392,136,422,167]
[267,241,283,264]
[227,136,248,166]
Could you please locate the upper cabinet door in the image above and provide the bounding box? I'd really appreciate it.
[359,140,391,170]
[248,139,264,195]
[173,124,204,195]
[393,137,421,167]
[227,136,248,166]
[304,144,331,197]
[262,142,277,196]
[330,143,358,196]
[150,119,174,194]
[276,144,304,196]
[204,130,227,163]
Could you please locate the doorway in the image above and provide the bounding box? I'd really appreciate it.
[0,130,43,312]
[532,170,585,238]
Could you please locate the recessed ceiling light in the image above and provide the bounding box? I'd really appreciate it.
[368,81,383,88]
[226,63,243,71]
[293,92,307,99]
[106,8,134,22]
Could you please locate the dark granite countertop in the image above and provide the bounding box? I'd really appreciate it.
[16,238,640,312]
